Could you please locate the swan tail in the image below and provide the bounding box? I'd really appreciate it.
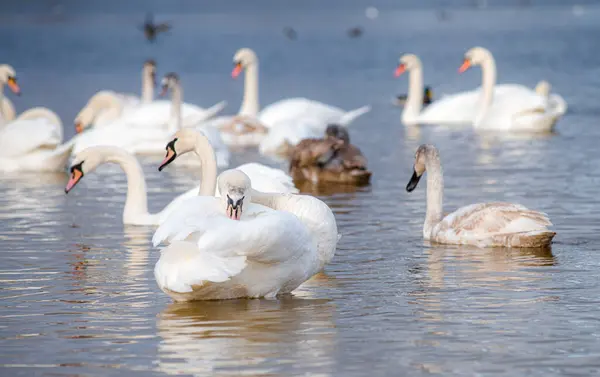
[506,230,556,248]
[154,240,247,293]
[549,94,567,116]
[338,105,371,126]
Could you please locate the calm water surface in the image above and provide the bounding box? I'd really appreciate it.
[1,1,600,376]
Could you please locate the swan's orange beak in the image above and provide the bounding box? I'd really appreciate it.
[65,165,84,194]
[458,59,471,73]
[231,63,243,79]
[394,63,406,77]
[7,77,20,95]
[75,122,84,134]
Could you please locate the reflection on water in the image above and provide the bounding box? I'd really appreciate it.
[157,298,336,376]
[2,2,600,377]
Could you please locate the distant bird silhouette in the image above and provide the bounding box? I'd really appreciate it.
[347,26,363,38]
[141,13,171,42]
[283,27,297,40]
[436,9,451,22]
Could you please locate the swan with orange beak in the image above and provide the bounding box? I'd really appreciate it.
[0,64,20,96]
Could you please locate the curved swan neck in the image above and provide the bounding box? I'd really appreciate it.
[169,83,183,133]
[475,54,497,126]
[239,62,259,117]
[404,64,424,122]
[424,157,444,237]
[192,133,218,196]
[102,149,149,221]
[142,68,154,103]
[0,97,15,125]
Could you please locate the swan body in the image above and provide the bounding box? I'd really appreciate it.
[153,170,319,301]
[406,144,555,248]
[153,130,337,301]
[65,146,199,225]
[73,73,230,167]
[0,108,74,173]
[208,48,370,149]
[460,47,566,131]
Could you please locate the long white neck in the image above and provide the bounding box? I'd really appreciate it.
[0,85,16,126]
[142,69,154,103]
[403,64,424,124]
[423,157,444,239]
[191,133,218,196]
[168,83,182,133]
[101,149,150,222]
[239,62,259,117]
[475,54,497,127]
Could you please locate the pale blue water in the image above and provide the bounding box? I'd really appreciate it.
[1,1,600,376]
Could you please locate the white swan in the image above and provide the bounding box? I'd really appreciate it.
[64,146,199,226]
[153,129,337,301]
[0,108,74,173]
[459,47,566,131]
[158,128,298,195]
[394,54,480,126]
[72,73,231,168]
[0,64,20,125]
[75,61,226,134]
[202,48,370,151]
[406,144,555,248]
[152,169,328,301]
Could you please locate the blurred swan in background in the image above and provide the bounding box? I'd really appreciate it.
[459,46,566,132]
[0,107,74,172]
[74,60,225,134]
[73,73,230,167]
[203,48,370,153]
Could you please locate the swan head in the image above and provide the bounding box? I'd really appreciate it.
[0,64,20,96]
[74,107,96,134]
[160,72,179,96]
[325,124,350,144]
[394,54,421,77]
[459,46,492,73]
[218,169,252,220]
[232,48,258,78]
[65,146,128,193]
[64,147,106,193]
[406,144,438,192]
[74,91,122,133]
[143,59,157,87]
[158,128,200,171]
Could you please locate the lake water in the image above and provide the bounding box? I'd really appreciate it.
[1,1,600,376]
